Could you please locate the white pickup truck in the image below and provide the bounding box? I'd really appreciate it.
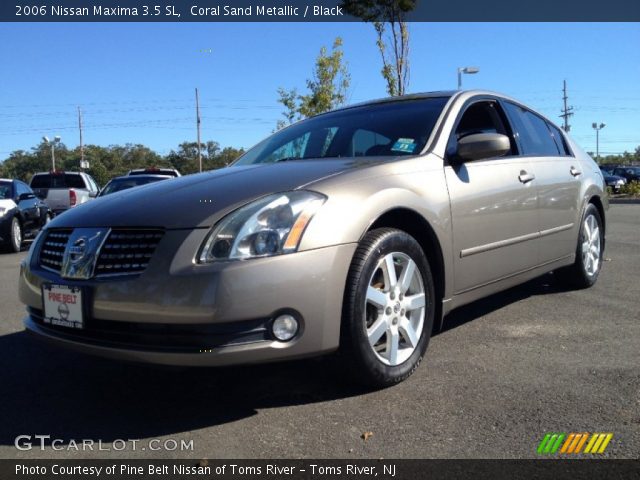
[29,171,100,216]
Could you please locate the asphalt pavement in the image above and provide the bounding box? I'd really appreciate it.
[0,204,638,459]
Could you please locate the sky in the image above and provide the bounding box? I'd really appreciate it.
[0,22,638,159]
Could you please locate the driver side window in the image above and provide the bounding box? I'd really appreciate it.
[446,101,516,159]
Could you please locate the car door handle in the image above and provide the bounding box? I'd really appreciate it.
[570,166,582,177]
[518,171,535,183]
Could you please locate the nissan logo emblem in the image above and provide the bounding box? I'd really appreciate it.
[69,237,87,263]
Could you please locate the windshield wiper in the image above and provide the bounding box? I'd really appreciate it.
[275,156,304,162]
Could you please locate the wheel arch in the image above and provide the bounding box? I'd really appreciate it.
[366,207,446,333]
[585,194,606,251]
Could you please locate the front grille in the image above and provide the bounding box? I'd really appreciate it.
[38,228,164,277]
[95,229,164,276]
[39,229,72,272]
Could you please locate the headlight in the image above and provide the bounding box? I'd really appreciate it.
[198,191,326,262]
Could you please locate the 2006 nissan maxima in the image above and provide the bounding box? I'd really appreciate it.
[19,90,607,387]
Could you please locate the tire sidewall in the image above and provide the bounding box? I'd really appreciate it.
[10,217,22,253]
[346,229,435,385]
[576,204,603,287]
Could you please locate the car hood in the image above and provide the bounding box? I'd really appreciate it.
[48,160,369,229]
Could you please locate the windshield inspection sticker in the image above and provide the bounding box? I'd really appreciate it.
[391,138,416,153]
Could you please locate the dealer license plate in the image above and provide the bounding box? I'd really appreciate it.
[42,284,84,329]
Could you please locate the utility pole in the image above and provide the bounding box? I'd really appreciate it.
[560,80,574,132]
[78,107,86,169]
[195,88,202,173]
[592,122,606,161]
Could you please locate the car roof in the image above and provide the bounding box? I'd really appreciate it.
[307,89,532,121]
[32,171,83,175]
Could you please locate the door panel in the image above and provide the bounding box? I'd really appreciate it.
[446,156,539,294]
[531,157,581,262]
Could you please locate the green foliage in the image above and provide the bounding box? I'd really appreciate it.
[619,181,640,197]
[276,37,350,128]
[342,0,415,96]
[0,140,244,186]
[595,148,640,165]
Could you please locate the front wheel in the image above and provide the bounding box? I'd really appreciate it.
[342,228,435,388]
[557,204,604,289]
[8,217,22,253]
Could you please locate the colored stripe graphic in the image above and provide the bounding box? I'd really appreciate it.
[537,433,565,454]
[573,433,589,453]
[539,433,613,455]
[537,434,552,454]
[584,433,614,454]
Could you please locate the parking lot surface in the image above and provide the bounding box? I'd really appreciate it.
[0,204,638,459]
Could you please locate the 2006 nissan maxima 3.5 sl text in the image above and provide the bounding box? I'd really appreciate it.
[19,90,607,387]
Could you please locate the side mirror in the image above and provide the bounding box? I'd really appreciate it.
[457,133,511,162]
[18,192,36,201]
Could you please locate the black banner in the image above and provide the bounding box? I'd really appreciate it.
[3,460,640,480]
[3,0,640,22]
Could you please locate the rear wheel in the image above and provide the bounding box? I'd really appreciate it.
[557,204,603,288]
[342,228,435,387]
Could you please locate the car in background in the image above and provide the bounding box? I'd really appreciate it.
[19,90,607,387]
[98,174,173,197]
[612,166,640,183]
[127,167,181,177]
[0,179,51,252]
[599,164,617,175]
[599,167,626,193]
[29,171,99,216]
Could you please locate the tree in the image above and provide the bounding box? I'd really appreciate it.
[342,0,416,96]
[0,139,244,184]
[276,37,350,127]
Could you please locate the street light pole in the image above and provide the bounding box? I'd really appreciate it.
[592,122,606,161]
[43,135,61,171]
[457,66,480,90]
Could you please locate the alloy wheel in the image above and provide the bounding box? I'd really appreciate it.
[364,252,426,366]
[581,213,601,277]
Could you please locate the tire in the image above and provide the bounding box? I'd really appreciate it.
[342,228,435,388]
[8,217,22,253]
[557,204,604,289]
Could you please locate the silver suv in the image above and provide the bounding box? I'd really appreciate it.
[29,171,99,216]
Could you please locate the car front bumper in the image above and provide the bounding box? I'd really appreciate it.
[19,228,357,366]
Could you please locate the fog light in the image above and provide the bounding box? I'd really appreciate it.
[272,314,299,341]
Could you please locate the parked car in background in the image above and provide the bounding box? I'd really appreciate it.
[0,179,51,252]
[19,90,607,387]
[127,167,181,177]
[599,164,617,175]
[612,166,640,183]
[98,174,173,197]
[29,171,99,216]
[599,167,626,193]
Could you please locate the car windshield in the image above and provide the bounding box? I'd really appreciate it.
[0,182,13,199]
[99,176,168,196]
[233,97,449,166]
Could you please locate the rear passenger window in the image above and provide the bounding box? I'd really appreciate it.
[503,102,560,156]
[547,123,572,156]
